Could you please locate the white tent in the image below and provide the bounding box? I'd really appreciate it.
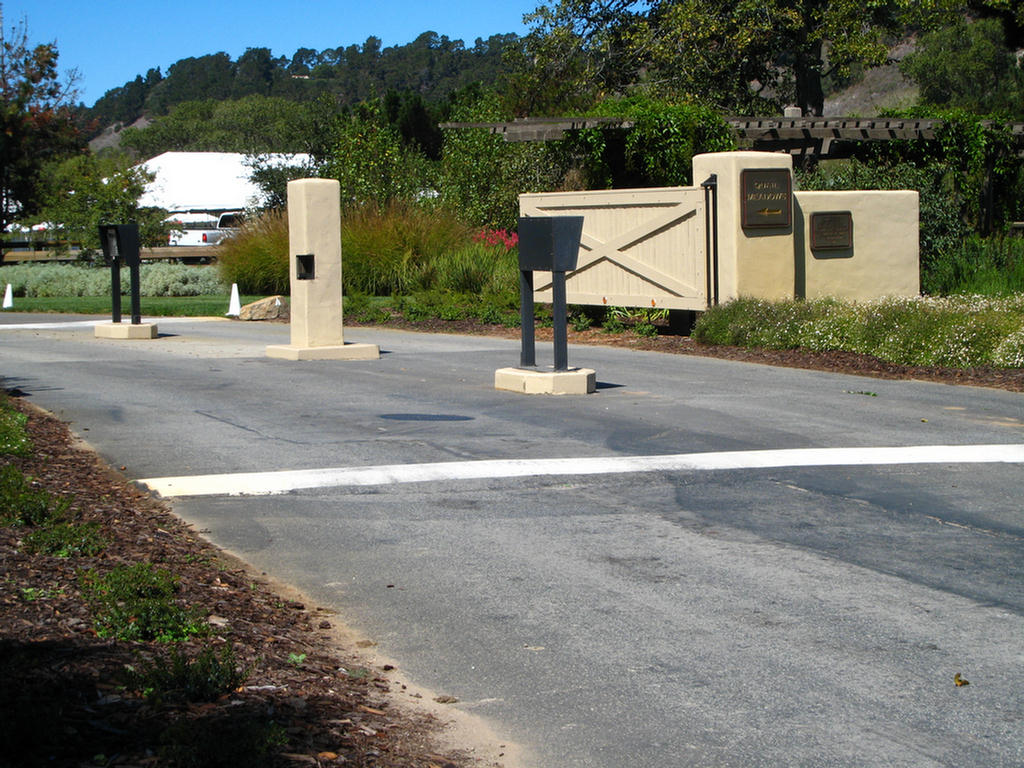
[138,152,312,213]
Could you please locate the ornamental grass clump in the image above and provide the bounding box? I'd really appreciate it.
[341,201,473,295]
[216,210,290,295]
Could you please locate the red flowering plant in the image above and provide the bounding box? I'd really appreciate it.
[472,228,518,251]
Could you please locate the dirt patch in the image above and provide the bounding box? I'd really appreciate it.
[0,398,514,768]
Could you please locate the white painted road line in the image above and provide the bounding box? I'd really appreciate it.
[0,317,226,331]
[139,443,1024,498]
[0,320,104,330]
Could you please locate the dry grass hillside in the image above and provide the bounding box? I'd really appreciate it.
[824,41,921,116]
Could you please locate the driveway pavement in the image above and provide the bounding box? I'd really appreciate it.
[2,313,1022,767]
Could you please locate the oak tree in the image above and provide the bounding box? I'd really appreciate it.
[511,0,966,115]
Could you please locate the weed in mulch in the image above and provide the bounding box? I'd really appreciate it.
[79,562,211,643]
[22,520,106,557]
[0,463,68,526]
[123,642,249,704]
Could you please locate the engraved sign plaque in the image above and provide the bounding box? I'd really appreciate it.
[741,169,792,229]
[810,211,853,250]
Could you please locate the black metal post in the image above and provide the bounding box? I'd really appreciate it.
[129,262,141,325]
[701,174,719,306]
[110,262,122,323]
[104,226,123,324]
[519,269,535,368]
[552,271,568,371]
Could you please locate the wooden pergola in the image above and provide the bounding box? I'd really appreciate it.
[440,116,1024,160]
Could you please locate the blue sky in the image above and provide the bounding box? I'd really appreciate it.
[5,0,543,106]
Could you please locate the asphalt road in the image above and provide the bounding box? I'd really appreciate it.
[2,313,1022,767]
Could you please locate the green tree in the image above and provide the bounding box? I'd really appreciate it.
[246,154,321,211]
[35,153,169,251]
[565,95,736,188]
[120,95,325,156]
[324,98,433,209]
[439,89,563,229]
[234,47,275,97]
[511,0,965,116]
[900,17,1024,116]
[0,7,81,232]
[144,53,235,114]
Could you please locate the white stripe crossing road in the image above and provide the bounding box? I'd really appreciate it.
[139,443,1024,498]
[0,320,104,330]
[0,317,224,331]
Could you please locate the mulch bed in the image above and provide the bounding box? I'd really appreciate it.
[0,399,481,768]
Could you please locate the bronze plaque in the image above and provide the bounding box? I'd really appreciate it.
[810,211,853,250]
[741,169,792,229]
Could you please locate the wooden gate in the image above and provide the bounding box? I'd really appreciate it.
[519,187,708,311]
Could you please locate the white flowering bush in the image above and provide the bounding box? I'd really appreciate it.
[0,264,225,297]
[694,294,1024,369]
[993,326,1024,368]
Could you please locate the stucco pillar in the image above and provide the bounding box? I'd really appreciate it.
[266,178,378,361]
[692,152,796,303]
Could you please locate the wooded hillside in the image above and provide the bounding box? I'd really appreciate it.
[82,32,519,134]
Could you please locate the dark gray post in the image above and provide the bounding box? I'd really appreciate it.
[103,227,122,324]
[99,224,142,325]
[552,271,568,371]
[517,215,583,372]
[129,263,141,325]
[519,268,536,367]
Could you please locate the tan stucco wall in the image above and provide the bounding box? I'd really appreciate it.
[692,151,796,302]
[795,190,920,300]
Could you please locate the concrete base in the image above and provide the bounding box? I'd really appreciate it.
[266,342,380,361]
[495,366,597,395]
[94,322,158,339]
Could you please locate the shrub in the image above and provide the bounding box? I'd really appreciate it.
[924,234,1024,296]
[796,159,969,270]
[570,310,592,331]
[216,210,290,295]
[993,327,1024,367]
[325,98,435,209]
[439,90,564,230]
[158,717,286,768]
[0,263,225,298]
[343,293,391,324]
[139,262,226,296]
